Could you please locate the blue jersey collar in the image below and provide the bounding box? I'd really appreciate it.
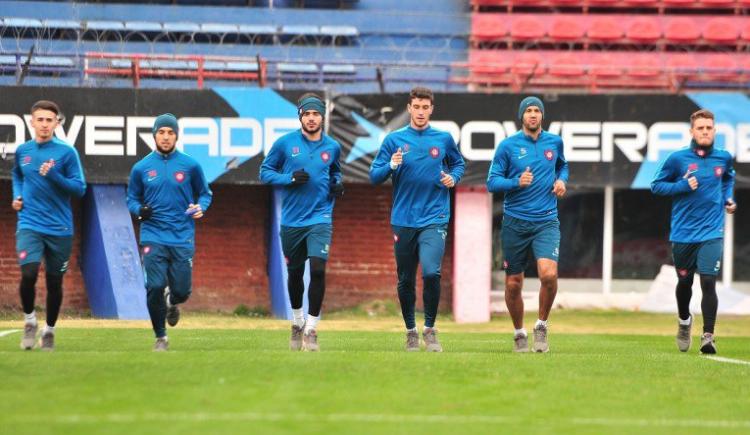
[690,139,713,157]
[406,124,431,135]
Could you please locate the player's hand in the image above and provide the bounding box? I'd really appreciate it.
[440,171,455,188]
[519,167,533,188]
[138,205,153,221]
[390,148,403,169]
[329,181,344,197]
[683,169,698,191]
[726,199,737,214]
[12,196,22,211]
[552,180,566,198]
[291,169,309,185]
[186,203,203,219]
[39,159,55,177]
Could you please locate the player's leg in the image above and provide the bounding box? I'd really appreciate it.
[501,216,532,352]
[393,225,420,351]
[38,234,73,351]
[696,239,722,354]
[165,246,195,327]
[281,226,308,350]
[531,219,561,353]
[302,223,333,352]
[16,230,43,350]
[417,224,447,352]
[672,242,698,352]
[142,244,170,350]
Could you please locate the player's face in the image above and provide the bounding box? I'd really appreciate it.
[155,127,177,153]
[522,106,542,132]
[691,117,715,147]
[30,109,59,143]
[408,98,433,129]
[300,110,323,135]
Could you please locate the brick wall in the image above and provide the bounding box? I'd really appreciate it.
[0,180,455,315]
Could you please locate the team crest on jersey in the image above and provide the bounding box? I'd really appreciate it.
[321,151,330,163]
[714,166,723,177]
[429,147,440,158]
[18,250,27,260]
[696,148,707,157]
[544,149,554,160]
[22,156,32,166]
[142,246,151,255]
[174,171,185,183]
[147,169,158,181]
[688,163,698,172]
[292,146,300,157]
[677,268,688,277]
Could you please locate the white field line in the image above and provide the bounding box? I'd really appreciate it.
[0,329,21,338]
[705,356,750,366]
[5,412,750,429]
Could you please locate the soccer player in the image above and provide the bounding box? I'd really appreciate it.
[260,93,343,352]
[12,100,86,351]
[127,113,212,351]
[369,86,465,352]
[486,96,568,353]
[651,109,735,354]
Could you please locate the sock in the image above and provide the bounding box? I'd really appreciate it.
[24,311,37,325]
[535,319,548,328]
[406,327,417,333]
[305,315,320,333]
[43,325,55,335]
[423,325,434,332]
[515,328,527,337]
[292,308,305,328]
[678,315,692,326]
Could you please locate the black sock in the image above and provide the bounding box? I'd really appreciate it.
[675,274,694,321]
[45,273,64,327]
[287,266,305,310]
[19,263,40,315]
[308,257,326,317]
[423,274,441,328]
[700,274,718,334]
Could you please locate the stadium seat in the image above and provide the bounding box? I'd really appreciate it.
[587,17,624,43]
[124,21,164,33]
[662,0,695,5]
[628,55,662,78]
[740,21,750,43]
[700,0,735,5]
[548,16,585,42]
[701,54,738,80]
[42,19,82,31]
[623,0,659,6]
[703,18,739,44]
[468,50,509,74]
[510,16,545,41]
[590,54,623,77]
[511,52,544,77]
[548,53,585,76]
[666,53,699,79]
[664,17,700,44]
[626,17,662,44]
[471,14,508,42]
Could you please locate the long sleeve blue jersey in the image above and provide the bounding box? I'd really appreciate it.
[127,150,213,248]
[487,130,569,222]
[260,130,342,227]
[369,125,465,227]
[12,137,86,236]
[651,142,735,243]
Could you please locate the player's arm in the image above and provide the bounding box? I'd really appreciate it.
[486,143,520,193]
[45,148,87,198]
[126,165,146,216]
[443,135,465,186]
[11,149,23,209]
[555,140,569,184]
[723,154,737,212]
[259,140,294,185]
[330,145,343,185]
[189,161,213,218]
[369,136,395,185]
[650,154,692,196]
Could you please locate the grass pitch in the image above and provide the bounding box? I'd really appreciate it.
[1,311,749,435]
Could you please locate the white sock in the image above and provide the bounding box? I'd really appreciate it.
[423,325,435,332]
[24,311,37,325]
[679,315,692,326]
[535,319,548,329]
[305,315,320,333]
[514,328,527,337]
[292,308,305,328]
[407,327,417,333]
[43,325,55,335]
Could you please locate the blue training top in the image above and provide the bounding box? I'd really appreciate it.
[651,141,735,243]
[12,137,86,236]
[369,124,465,227]
[487,130,569,222]
[127,149,213,248]
[260,129,342,227]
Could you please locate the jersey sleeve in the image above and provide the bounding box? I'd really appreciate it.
[191,161,213,212]
[260,139,293,186]
[651,153,691,196]
[126,164,145,216]
[46,147,87,198]
[369,134,395,185]
[443,134,465,185]
[555,138,569,184]
[11,147,23,199]
[486,141,519,193]
[722,153,736,203]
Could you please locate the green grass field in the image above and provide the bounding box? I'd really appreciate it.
[1,311,749,435]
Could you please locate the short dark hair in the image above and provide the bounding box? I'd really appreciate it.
[690,109,714,127]
[409,87,434,105]
[297,92,323,105]
[31,100,61,117]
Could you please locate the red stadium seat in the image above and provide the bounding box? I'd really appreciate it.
[549,0,586,5]
[703,18,740,44]
[590,54,623,77]
[510,16,546,41]
[548,16,585,42]
[624,0,659,6]
[740,20,750,43]
[472,14,508,42]
[628,55,662,78]
[511,52,545,77]
[662,0,695,5]
[664,17,700,44]
[700,0,735,5]
[702,54,738,80]
[469,50,509,74]
[626,17,662,44]
[666,54,699,79]
[588,17,624,43]
[548,53,586,76]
